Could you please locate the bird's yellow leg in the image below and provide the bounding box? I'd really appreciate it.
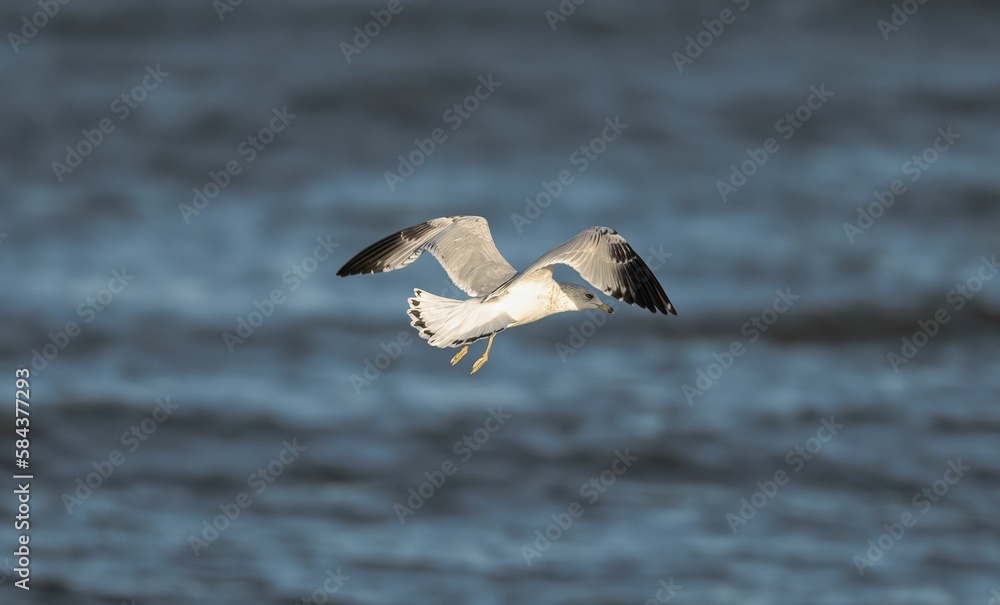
[470,333,496,375]
[450,345,469,366]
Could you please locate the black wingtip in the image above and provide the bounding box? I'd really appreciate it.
[336,265,369,277]
[335,220,438,279]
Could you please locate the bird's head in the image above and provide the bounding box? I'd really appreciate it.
[559,283,614,314]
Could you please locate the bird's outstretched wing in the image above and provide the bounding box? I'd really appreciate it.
[336,216,517,297]
[488,226,676,315]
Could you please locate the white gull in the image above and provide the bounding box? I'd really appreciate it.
[337,216,676,374]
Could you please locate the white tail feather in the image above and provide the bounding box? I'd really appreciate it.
[407,289,512,348]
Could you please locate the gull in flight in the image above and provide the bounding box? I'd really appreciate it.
[337,216,676,374]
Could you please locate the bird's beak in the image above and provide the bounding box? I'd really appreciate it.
[598,303,614,314]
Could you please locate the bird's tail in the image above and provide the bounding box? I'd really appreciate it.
[407,289,511,348]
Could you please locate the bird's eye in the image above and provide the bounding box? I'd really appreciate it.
[585,293,594,300]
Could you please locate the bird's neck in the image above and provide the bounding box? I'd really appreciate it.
[549,281,582,313]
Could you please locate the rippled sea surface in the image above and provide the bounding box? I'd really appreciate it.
[1,1,999,603]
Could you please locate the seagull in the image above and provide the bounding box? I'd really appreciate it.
[337,216,676,374]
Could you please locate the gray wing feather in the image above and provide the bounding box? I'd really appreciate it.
[488,226,676,315]
[336,216,517,296]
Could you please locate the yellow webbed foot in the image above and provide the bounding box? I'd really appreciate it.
[468,333,496,375]
[470,354,489,375]
[450,345,469,366]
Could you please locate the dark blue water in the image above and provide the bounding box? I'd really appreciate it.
[1,0,999,603]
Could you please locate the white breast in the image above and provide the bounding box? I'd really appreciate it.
[501,273,566,326]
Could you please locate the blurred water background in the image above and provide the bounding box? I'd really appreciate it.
[1,0,999,603]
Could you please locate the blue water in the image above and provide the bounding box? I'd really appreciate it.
[1,0,999,603]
